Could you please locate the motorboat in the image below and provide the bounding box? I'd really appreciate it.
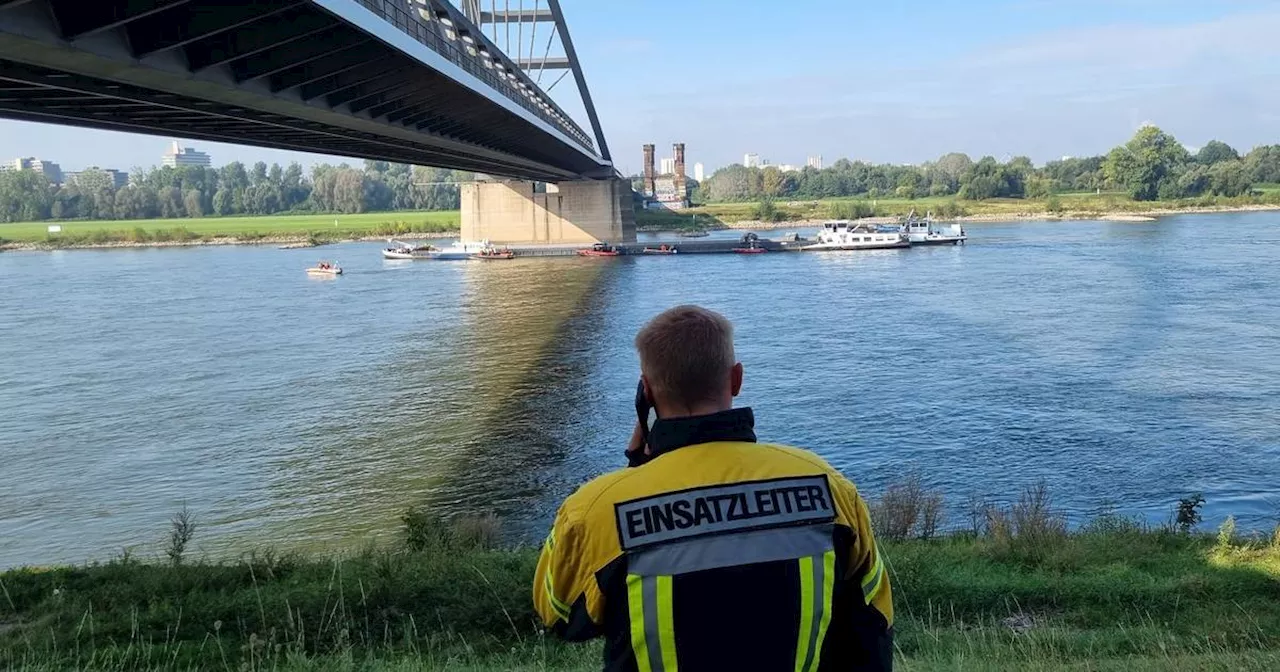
[902,211,967,245]
[473,247,515,260]
[381,240,437,260]
[642,245,678,255]
[678,230,710,238]
[732,232,767,254]
[804,221,909,251]
[306,261,342,275]
[578,243,621,257]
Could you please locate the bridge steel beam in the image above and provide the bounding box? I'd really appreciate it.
[50,0,191,41]
[183,8,336,71]
[350,80,435,116]
[268,43,386,93]
[231,29,367,83]
[0,0,614,180]
[325,69,410,108]
[128,0,305,58]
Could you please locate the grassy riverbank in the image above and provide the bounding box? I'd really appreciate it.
[3,190,1279,248]
[0,211,461,247]
[4,496,1279,671]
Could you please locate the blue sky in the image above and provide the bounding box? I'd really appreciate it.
[3,0,1279,174]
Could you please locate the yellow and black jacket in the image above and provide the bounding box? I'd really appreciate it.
[533,408,893,671]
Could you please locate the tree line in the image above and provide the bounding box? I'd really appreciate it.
[695,126,1280,203]
[0,160,468,223]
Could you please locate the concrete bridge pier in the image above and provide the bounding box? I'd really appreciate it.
[460,179,636,245]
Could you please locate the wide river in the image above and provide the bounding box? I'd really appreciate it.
[2,214,1278,567]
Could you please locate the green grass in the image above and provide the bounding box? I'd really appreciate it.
[0,211,461,245]
[3,512,1279,671]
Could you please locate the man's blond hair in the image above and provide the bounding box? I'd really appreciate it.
[635,305,736,407]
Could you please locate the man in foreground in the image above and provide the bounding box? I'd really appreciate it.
[533,305,893,671]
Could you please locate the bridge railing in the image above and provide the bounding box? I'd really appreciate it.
[354,0,595,153]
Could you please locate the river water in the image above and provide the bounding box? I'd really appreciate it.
[2,214,1278,567]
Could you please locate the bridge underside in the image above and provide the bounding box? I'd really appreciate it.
[0,0,611,181]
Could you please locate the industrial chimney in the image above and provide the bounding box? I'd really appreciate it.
[672,143,686,199]
[642,144,656,197]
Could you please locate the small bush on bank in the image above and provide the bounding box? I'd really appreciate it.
[1176,493,1205,533]
[402,508,502,553]
[869,472,945,540]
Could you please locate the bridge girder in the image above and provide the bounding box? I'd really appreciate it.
[0,0,615,180]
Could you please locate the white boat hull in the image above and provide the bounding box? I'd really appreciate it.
[914,235,967,246]
[804,240,910,251]
[382,250,432,260]
[430,251,473,260]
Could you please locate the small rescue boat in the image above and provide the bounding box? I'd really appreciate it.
[733,232,767,254]
[306,261,342,275]
[642,245,678,255]
[578,243,620,257]
[473,248,515,260]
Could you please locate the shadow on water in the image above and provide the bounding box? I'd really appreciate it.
[268,258,623,548]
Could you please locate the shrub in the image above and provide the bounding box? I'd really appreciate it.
[1216,515,1236,552]
[982,481,1068,566]
[934,200,968,219]
[1175,494,1204,533]
[1082,500,1145,535]
[165,506,196,566]
[1046,194,1064,213]
[402,508,503,552]
[753,197,781,222]
[453,513,502,551]
[869,472,945,540]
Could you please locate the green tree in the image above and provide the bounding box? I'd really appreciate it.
[1244,145,1280,183]
[212,188,233,216]
[761,166,783,197]
[1196,140,1239,166]
[0,170,54,222]
[183,189,204,218]
[1103,125,1191,201]
[1207,160,1252,196]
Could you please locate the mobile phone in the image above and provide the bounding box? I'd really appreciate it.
[636,379,652,432]
[630,380,654,467]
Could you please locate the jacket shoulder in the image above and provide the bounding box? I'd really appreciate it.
[757,443,850,481]
[557,467,636,522]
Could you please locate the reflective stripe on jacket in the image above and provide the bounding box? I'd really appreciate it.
[533,408,893,671]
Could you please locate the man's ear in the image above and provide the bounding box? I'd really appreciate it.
[730,362,744,397]
[640,374,653,405]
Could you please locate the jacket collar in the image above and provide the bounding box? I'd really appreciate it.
[647,407,757,458]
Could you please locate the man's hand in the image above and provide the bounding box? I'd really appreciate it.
[626,420,649,466]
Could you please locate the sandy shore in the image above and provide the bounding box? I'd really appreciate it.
[711,203,1280,231]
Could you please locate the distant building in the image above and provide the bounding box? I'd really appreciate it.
[693,162,705,182]
[66,167,129,190]
[162,140,211,168]
[807,155,823,170]
[6,157,63,184]
[743,153,760,168]
[659,157,676,175]
[777,164,800,173]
